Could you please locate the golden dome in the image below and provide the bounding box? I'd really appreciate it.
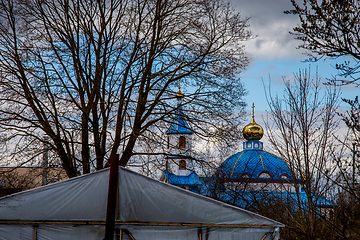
[176,88,184,99]
[242,103,263,141]
[176,80,184,99]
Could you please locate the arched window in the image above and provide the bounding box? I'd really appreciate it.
[258,171,272,179]
[179,136,186,148]
[179,160,186,170]
[241,173,251,178]
[280,174,290,180]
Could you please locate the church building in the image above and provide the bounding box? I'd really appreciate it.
[163,90,335,211]
[163,87,202,193]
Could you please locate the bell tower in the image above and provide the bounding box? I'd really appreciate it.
[165,87,194,176]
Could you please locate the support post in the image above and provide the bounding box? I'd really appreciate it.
[33,224,38,240]
[352,142,357,218]
[104,154,119,240]
[42,136,49,186]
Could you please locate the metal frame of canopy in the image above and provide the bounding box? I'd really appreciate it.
[0,220,280,240]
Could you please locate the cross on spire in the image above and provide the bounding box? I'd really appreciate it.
[176,80,184,99]
[252,103,255,118]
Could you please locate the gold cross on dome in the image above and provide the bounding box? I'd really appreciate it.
[252,103,255,118]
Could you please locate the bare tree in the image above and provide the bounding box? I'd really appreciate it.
[265,68,341,239]
[329,97,360,239]
[286,2,360,236]
[0,0,251,177]
[341,97,360,147]
[286,0,360,85]
[285,0,360,85]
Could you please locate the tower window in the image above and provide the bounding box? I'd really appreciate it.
[179,136,186,148]
[167,136,169,149]
[179,160,186,170]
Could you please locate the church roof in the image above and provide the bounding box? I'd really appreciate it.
[166,108,193,134]
[217,146,293,181]
[164,170,202,186]
[209,190,336,210]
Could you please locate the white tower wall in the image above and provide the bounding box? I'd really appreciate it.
[167,133,193,176]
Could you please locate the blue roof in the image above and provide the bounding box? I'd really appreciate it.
[217,148,293,181]
[164,170,202,186]
[199,176,336,209]
[166,155,184,159]
[166,108,193,134]
[204,190,336,209]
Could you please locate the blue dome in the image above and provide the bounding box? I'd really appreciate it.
[217,145,293,181]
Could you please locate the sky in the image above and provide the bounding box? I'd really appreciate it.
[227,0,358,140]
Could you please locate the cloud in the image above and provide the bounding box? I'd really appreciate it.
[230,0,305,60]
[226,0,355,155]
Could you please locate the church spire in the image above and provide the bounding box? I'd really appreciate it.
[166,84,193,134]
[165,85,194,177]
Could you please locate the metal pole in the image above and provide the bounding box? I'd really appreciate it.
[42,136,49,186]
[352,143,356,217]
[104,154,119,240]
[198,227,202,240]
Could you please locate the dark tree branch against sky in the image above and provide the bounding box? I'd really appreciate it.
[0,0,251,177]
[286,0,360,86]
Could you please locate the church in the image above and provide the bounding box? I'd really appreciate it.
[163,88,335,211]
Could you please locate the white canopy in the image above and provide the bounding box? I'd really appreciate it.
[0,167,283,239]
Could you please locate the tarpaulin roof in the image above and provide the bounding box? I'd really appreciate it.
[0,167,283,240]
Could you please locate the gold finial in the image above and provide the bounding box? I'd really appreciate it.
[251,103,255,123]
[242,103,264,141]
[176,81,184,99]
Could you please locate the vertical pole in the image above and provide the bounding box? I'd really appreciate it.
[33,225,38,240]
[352,143,356,217]
[116,229,121,240]
[104,154,119,240]
[197,227,202,240]
[42,136,49,186]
